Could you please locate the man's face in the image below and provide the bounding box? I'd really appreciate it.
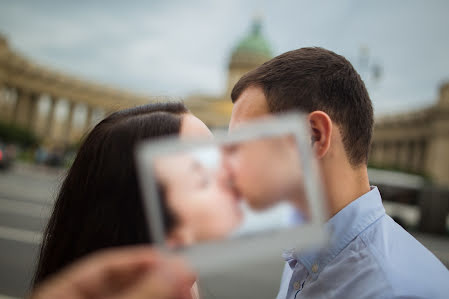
[228,86,303,210]
[229,86,270,131]
[223,136,302,211]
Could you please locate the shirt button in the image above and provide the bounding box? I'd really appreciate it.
[293,281,301,290]
[311,263,319,273]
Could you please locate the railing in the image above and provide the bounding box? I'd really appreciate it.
[369,168,449,234]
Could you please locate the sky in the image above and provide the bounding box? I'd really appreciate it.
[0,0,448,116]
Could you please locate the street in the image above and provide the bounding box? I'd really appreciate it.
[0,164,448,298]
[0,164,63,298]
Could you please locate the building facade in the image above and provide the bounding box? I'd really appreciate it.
[370,82,449,186]
[0,19,273,148]
[0,35,152,147]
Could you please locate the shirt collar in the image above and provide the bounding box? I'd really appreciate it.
[286,187,385,277]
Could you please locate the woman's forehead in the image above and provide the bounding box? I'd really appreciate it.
[155,154,208,186]
[180,114,213,139]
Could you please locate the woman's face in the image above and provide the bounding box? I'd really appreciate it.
[156,114,242,246]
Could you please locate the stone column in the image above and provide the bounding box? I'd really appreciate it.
[377,142,386,166]
[0,59,6,120]
[43,96,57,141]
[1,87,13,122]
[384,142,393,167]
[12,89,27,126]
[371,142,382,166]
[12,89,38,130]
[28,93,39,132]
[409,141,417,172]
[63,101,75,145]
[390,142,396,166]
[416,140,427,174]
[425,125,449,186]
[368,144,374,164]
[0,84,6,120]
[91,108,105,127]
[393,142,401,169]
[84,105,93,133]
[425,112,449,185]
[398,141,410,170]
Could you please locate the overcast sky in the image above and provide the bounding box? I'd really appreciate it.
[0,0,448,116]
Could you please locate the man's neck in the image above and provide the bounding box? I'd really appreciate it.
[322,162,371,219]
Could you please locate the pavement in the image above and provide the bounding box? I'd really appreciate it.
[0,163,64,298]
[0,163,448,298]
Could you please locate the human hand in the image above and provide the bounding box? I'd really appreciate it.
[30,246,195,299]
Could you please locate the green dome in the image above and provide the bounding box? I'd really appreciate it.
[229,19,272,68]
[234,20,272,57]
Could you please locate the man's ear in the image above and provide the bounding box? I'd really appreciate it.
[308,111,332,159]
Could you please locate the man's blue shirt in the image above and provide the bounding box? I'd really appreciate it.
[277,187,449,299]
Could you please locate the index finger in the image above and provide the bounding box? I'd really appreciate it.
[65,246,164,296]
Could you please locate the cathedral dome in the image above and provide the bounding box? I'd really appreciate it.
[229,19,272,69]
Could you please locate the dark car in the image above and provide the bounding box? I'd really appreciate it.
[0,142,15,170]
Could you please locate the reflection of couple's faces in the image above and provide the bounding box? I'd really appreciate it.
[222,136,305,212]
[155,153,242,245]
[153,113,307,247]
[154,113,242,246]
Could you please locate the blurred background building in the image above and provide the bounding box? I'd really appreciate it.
[0,19,271,149]
[370,82,449,187]
[0,34,151,148]
[184,18,272,126]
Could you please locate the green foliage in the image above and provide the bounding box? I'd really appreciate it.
[0,120,40,147]
[17,148,35,163]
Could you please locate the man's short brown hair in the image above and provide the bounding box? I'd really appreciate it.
[231,47,374,166]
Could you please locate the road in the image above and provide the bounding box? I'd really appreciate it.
[0,164,64,298]
[0,163,448,298]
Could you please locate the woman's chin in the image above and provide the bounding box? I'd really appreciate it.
[208,221,242,241]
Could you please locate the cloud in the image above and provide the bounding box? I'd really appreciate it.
[0,0,448,115]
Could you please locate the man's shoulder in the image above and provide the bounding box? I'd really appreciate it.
[310,215,449,298]
[306,234,392,298]
[359,214,446,269]
[354,214,449,297]
[283,214,449,298]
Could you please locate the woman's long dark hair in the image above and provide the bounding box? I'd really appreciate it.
[33,102,188,286]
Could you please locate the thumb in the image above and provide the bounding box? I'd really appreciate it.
[114,271,174,299]
[114,270,193,299]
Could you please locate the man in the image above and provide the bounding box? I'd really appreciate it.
[228,47,449,298]
[223,133,307,215]
[30,246,195,299]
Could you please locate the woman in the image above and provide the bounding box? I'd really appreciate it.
[33,102,242,287]
[154,148,241,247]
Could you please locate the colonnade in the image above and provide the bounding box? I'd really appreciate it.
[0,35,150,147]
[0,86,105,145]
[370,139,427,173]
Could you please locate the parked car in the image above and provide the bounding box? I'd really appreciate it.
[0,142,15,170]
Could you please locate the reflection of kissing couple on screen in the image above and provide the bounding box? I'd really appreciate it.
[153,133,309,245]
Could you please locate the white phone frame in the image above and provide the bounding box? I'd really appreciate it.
[135,113,328,274]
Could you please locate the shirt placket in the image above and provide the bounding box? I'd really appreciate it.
[286,264,309,299]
